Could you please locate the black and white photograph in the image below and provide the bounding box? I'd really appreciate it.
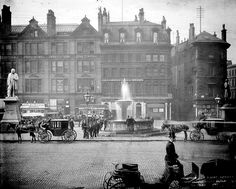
[0,0,236,188]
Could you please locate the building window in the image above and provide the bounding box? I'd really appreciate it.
[77,78,95,92]
[0,44,16,55]
[38,43,44,55]
[77,42,94,54]
[136,32,141,43]
[120,32,125,43]
[209,66,215,76]
[160,55,165,62]
[104,33,109,43]
[51,42,67,55]
[208,84,215,97]
[34,30,38,37]
[51,61,69,73]
[25,79,42,93]
[25,61,43,73]
[153,32,158,43]
[153,54,158,61]
[52,79,68,93]
[146,54,151,62]
[77,61,95,73]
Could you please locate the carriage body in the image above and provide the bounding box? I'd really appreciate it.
[37,119,77,142]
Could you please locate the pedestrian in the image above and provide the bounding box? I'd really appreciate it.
[126,116,131,131]
[16,125,22,143]
[29,126,36,143]
[69,118,75,130]
[169,126,176,141]
[228,134,236,160]
[160,131,184,185]
[129,116,136,132]
[82,120,89,139]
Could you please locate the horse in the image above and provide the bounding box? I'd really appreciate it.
[161,123,189,141]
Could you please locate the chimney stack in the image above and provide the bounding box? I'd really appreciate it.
[2,5,11,34]
[176,30,180,45]
[47,9,56,36]
[221,24,227,41]
[138,8,144,23]
[189,23,195,41]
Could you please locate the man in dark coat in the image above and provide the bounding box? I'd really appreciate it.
[160,132,184,185]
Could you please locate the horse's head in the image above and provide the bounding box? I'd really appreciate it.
[161,123,168,131]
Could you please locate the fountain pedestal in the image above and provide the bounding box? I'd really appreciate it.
[116,100,132,120]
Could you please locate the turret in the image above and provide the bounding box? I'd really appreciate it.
[47,9,56,36]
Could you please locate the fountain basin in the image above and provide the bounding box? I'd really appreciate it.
[106,119,154,132]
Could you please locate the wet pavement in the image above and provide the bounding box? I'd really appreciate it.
[0,139,230,189]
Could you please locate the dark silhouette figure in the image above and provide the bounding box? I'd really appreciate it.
[16,125,22,143]
[161,132,184,185]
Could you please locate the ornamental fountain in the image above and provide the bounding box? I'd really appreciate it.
[106,79,154,133]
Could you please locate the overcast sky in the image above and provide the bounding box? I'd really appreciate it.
[1,0,236,63]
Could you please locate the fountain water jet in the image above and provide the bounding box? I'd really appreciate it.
[116,79,132,120]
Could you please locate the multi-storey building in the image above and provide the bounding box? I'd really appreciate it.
[0,5,101,115]
[99,8,172,120]
[171,24,230,120]
[227,60,236,102]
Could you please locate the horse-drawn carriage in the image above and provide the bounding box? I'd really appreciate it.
[161,118,236,141]
[103,159,236,189]
[37,118,77,142]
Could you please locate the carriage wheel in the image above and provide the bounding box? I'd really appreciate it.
[63,129,75,142]
[169,180,181,189]
[103,172,112,189]
[72,130,77,140]
[107,176,123,189]
[38,131,49,143]
[47,130,53,141]
[110,180,125,189]
[190,130,204,141]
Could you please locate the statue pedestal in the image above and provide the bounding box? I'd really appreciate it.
[1,97,21,124]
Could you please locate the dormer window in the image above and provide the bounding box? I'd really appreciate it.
[153,32,158,43]
[104,33,109,43]
[120,32,125,43]
[136,32,141,43]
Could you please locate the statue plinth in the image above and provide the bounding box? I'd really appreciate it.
[1,97,21,124]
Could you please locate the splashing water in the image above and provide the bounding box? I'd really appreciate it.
[121,78,132,101]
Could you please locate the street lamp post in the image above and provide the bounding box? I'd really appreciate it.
[83,92,92,126]
[215,95,221,118]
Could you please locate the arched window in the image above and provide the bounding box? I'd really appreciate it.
[153,32,158,43]
[104,33,109,43]
[136,32,141,43]
[136,103,142,118]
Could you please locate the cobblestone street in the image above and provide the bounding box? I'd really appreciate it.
[0,140,229,189]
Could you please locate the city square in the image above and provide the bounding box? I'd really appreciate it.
[1,0,236,188]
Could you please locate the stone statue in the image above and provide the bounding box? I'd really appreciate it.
[224,78,231,102]
[7,68,19,98]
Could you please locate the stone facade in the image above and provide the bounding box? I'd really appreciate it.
[171,24,230,120]
[227,61,236,102]
[0,6,101,116]
[99,8,172,120]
